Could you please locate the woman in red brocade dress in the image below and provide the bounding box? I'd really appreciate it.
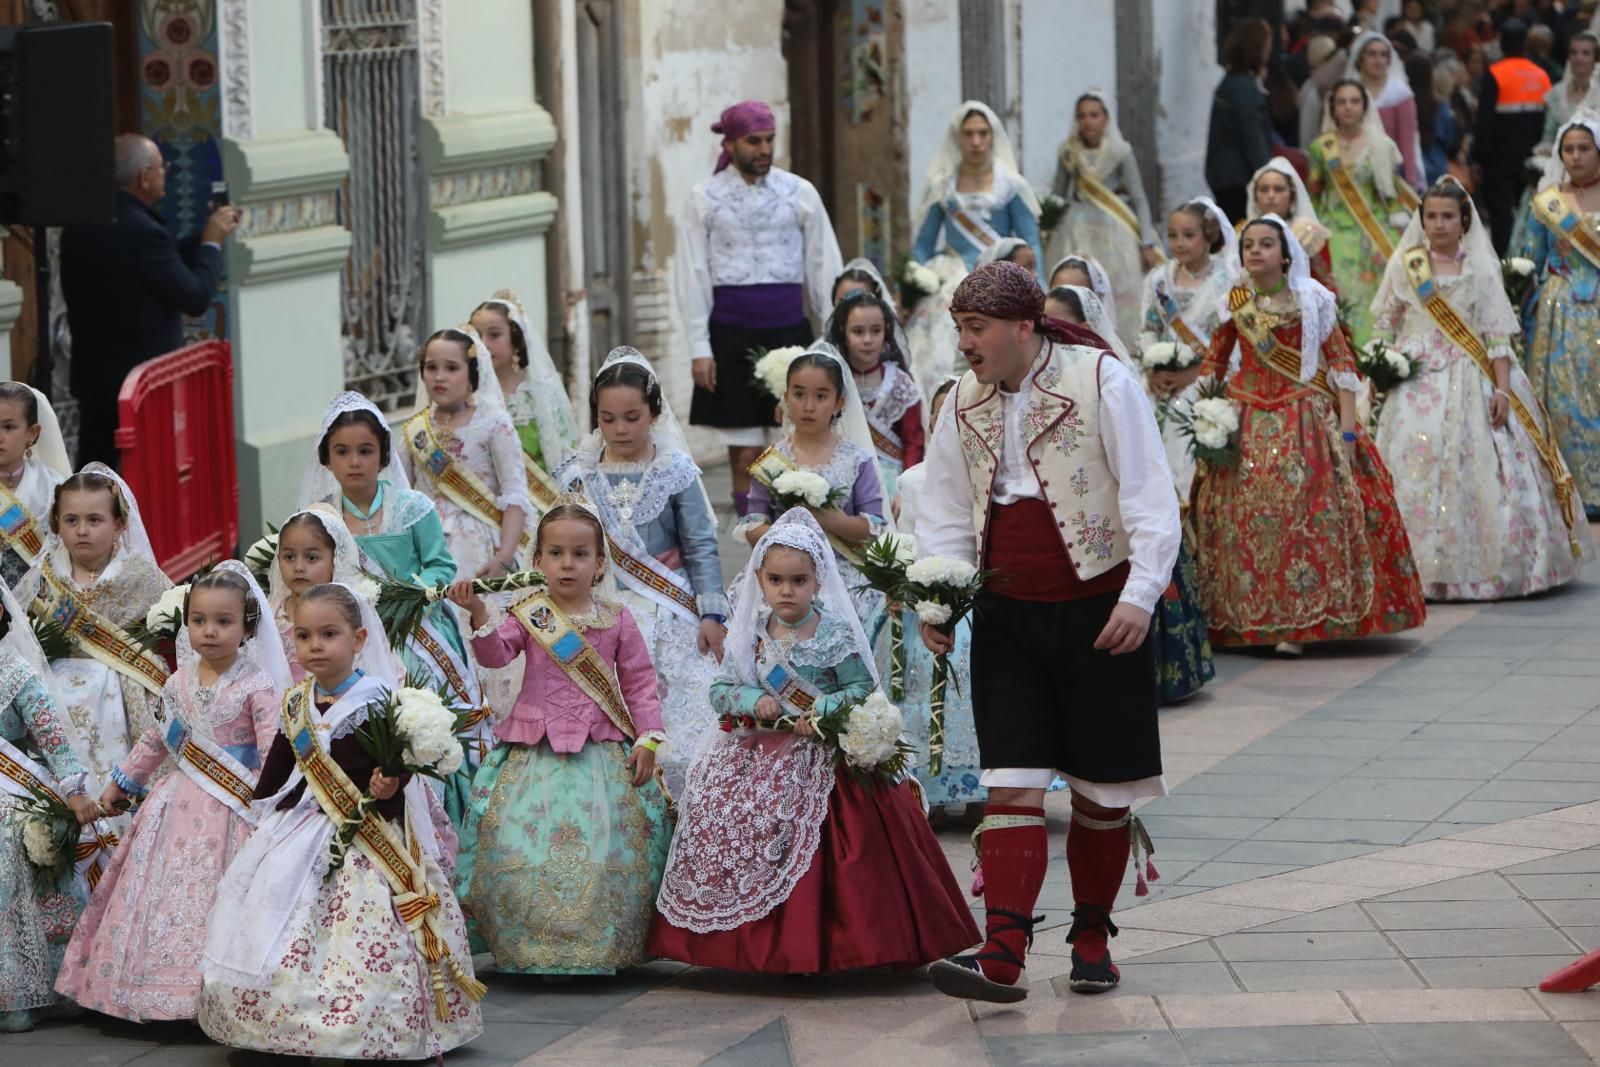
[1157,214,1425,655]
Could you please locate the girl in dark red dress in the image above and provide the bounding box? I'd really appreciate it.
[649,508,978,973]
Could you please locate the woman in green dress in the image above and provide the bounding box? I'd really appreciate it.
[1309,79,1413,348]
[296,391,489,826]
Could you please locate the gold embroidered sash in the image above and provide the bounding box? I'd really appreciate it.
[0,484,45,564]
[36,568,169,695]
[1065,143,1142,241]
[403,410,533,553]
[1403,247,1580,530]
[753,638,825,719]
[282,681,485,1018]
[0,734,119,890]
[563,473,700,626]
[524,453,561,516]
[1531,187,1600,272]
[867,424,904,464]
[1227,287,1338,402]
[1315,133,1400,261]
[162,710,257,822]
[748,447,865,566]
[510,592,636,739]
[1156,282,1210,359]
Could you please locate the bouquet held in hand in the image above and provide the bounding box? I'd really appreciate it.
[903,554,987,775]
[719,688,914,785]
[1138,339,1202,374]
[769,469,845,513]
[857,533,918,700]
[373,568,545,651]
[1355,339,1414,394]
[1177,378,1241,470]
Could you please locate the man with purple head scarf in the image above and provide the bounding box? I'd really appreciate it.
[672,100,843,516]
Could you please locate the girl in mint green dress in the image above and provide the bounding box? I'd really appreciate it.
[297,392,490,826]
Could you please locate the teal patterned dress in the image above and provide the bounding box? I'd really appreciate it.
[0,655,89,1031]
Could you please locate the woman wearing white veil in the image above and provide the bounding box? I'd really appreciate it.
[1047,252,1119,334]
[0,383,69,591]
[471,289,580,475]
[1047,89,1162,340]
[1310,79,1417,346]
[1158,213,1425,653]
[0,576,98,1032]
[1522,109,1600,518]
[200,579,480,1059]
[912,100,1042,274]
[1247,157,1336,289]
[736,341,895,636]
[650,507,979,973]
[554,346,728,797]
[297,395,489,826]
[1346,30,1425,191]
[18,463,172,824]
[1372,178,1591,600]
[56,562,289,1022]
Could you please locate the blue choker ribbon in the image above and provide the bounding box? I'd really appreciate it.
[315,667,365,700]
[342,482,386,521]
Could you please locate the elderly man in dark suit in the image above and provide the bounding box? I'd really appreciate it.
[60,133,240,468]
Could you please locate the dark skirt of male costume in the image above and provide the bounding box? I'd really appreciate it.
[689,288,814,429]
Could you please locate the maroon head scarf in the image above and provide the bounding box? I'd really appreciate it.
[712,101,777,174]
[948,261,1111,350]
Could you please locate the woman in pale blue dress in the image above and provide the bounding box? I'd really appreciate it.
[913,100,1042,275]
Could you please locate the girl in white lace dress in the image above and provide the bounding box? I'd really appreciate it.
[398,328,535,717]
[555,348,727,797]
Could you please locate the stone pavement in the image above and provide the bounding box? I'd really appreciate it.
[15,502,1600,1063]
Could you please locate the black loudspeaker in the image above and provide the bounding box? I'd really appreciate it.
[0,22,115,227]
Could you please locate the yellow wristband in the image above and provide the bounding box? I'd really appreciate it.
[637,738,660,752]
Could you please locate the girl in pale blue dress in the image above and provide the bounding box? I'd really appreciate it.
[913,100,1043,274]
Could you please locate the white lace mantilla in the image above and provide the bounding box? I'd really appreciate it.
[161,658,273,739]
[760,611,859,672]
[593,448,700,530]
[655,729,836,933]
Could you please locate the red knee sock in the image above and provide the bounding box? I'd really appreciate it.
[975,804,1048,985]
[1066,807,1132,964]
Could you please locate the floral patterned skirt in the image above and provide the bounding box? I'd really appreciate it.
[1527,274,1600,510]
[55,773,252,1022]
[1194,394,1426,646]
[454,740,673,975]
[1376,339,1590,599]
[198,846,481,1059]
[0,800,86,1031]
[1153,542,1215,703]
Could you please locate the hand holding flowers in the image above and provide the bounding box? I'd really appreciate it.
[904,555,986,775]
[719,688,914,785]
[1354,339,1414,395]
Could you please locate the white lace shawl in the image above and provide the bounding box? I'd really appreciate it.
[915,99,1041,232]
[296,392,412,511]
[1218,213,1345,388]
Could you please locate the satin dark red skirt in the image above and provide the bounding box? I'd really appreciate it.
[648,772,981,974]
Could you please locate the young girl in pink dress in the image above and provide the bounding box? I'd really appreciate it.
[56,563,289,1021]
[447,499,674,975]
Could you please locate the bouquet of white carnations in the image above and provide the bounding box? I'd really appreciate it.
[750,345,806,400]
[1139,340,1202,374]
[769,469,845,513]
[901,554,988,775]
[14,788,79,894]
[894,255,942,310]
[128,582,191,660]
[718,688,914,785]
[856,533,918,700]
[327,685,471,874]
[1355,339,1414,394]
[1177,378,1242,470]
[1038,192,1068,236]
[1502,255,1536,310]
[372,569,544,652]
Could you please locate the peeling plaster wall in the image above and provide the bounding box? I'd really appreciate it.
[1017,0,1116,192]
[1152,0,1220,211]
[905,0,962,219]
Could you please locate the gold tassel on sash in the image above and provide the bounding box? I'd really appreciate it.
[1401,246,1583,544]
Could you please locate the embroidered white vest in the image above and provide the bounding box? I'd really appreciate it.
[701,166,807,287]
[954,342,1131,579]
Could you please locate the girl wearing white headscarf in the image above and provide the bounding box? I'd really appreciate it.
[650,507,979,973]
[470,289,580,476]
[0,383,68,592]
[1048,90,1161,340]
[554,347,727,798]
[297,395,489,825]
[1047,251,1119,334]
[1372,178,1591,600]
[0,577,97,1032]
[1246,157,1336,289]
[735,342,895,634]
[19,464,173,821]
[57,563,289,1022]
[1347,30,1424,190]
[1310,79,1416,346]
[1158,215,1425,653]
[1520,108,1600,518]
[912,101,1042,273]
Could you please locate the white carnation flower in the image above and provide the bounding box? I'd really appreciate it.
[1193,422,1229,449]
[1190,397,1240,436]
[1509,257,1535,276]
[885,533,918,566]
[754,346,806,399]
[906,555,977,587]
[353,575,381,604]
[914,600,952,626]
[394,687,460,770]
[1140,341,1180,370]
[147,584,190,631]
[772,470,832,508]
[21,817,56,867]
[910,264,940,292]
[839,691,904,769]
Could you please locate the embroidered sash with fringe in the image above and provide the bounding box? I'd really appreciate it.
[36,568,168,695]
[1227,286,1338,402]
[403,410,533,552]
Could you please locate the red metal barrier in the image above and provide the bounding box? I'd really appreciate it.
[113,340,238,580]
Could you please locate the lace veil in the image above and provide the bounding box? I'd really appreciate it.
[5,383,69,478]
[477,288,573,467]
[1061,88,1133,181]
[915,100,1041,234]
[782,342,897,533]
[1372,178,1520,341]
[266,503,368,612]
[726,507,879,690]
[823,258,913,363]
[1048,252,1118,332]
[1220,213,1338,384]
[175,559,293,694]
[1321,79,1405,202]
[1059,285,1131,364]
[1247,157,1326,231]
[1543,108,1600,188]
[297,392,412,510]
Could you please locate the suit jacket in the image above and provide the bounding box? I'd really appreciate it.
[59,190,222,404]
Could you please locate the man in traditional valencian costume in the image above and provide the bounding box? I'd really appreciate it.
[917,260,1180,1003]
[673,100,843,517]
